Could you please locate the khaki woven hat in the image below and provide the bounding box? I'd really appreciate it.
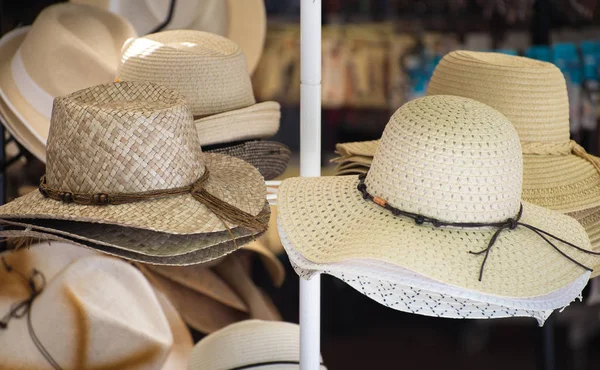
[0,3,136,162]
[188,320,327,370]
[117,30,280,147]
[0,241,193,370]
[71,0,266,73]
[0,81,269,265]
[207,141,291,181]
[278,95,598,303]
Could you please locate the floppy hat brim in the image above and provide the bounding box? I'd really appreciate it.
[335,140,378,158]
[0,92,46,161]
[568,206,600,277]
[0,153,266,234]
[147,264,248,312]
[277,175,595,298]
[0,27,49,158]
[207,140,291,180]
[195,102,280,147]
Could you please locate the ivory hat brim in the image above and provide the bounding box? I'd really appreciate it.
[280,226,588,324]
[0,27,48,160]
[195,102,281,147]
[0,153,266,235]
[277,175,594,299]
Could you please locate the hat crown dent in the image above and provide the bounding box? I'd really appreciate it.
[365,95,523,223]
[117,30,256,117]
[428,51,571,145]
[45,81,204,194]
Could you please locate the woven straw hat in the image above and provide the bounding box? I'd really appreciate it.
[0,81,268,264]
[280,226,589,324]
[188,320,327,370]
[0,3,136,162]
[71,0,266,73]
[278,95,596,302]
[208,141,291,180]
[117,30,280,146]
[0,241,193,369]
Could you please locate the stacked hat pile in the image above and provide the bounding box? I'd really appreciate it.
[0,3,291,369]
[278,53,600,323]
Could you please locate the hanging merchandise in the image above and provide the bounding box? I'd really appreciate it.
[580,40,600,154]
[552,43,584,141]
[0,3,137,162]
[138,243,285,334]
[0,81,269,265]
[333,51,600,277]
[70,0,267,74]
[0,242,193,370]
[279,95,598,324]
[188,320,328,370]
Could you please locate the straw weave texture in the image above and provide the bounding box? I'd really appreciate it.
[118,30,254,116]
[209,140,291,180]
[0,82,267,235]
[277,96,595,298]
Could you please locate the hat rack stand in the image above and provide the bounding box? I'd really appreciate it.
[149,0,177,34]
[299,0,322,369]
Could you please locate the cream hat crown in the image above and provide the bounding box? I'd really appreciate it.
[118,30,255,117]
[365,95,523,223]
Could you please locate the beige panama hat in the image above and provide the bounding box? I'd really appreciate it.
[0,241,193,370]
[141,251,282,334]
[71,0,266,73]
[117,30,280,147]
[0,81,268,265]
[278,96,597,304]
[0,3,136,162]
[117,30,281,146]
[188,320,327,370]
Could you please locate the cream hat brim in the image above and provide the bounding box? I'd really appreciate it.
[0,153,266,235]
[277,175,594,299]
[0,27,48,160]
[195,102,281,146]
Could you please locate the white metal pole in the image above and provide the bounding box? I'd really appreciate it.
[299,1,322,369]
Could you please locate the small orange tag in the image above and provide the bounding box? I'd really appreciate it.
[114,78,120,82]
[373,196,387,207]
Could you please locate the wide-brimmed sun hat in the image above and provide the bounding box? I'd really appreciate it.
[0,241,193,370]
[0,81,268,264]
[188,320,327,370]
[71,0,266,74]
[207,140,291,180]
[117,30,280,147]
[278,96,598,307]
[0,3,136,162]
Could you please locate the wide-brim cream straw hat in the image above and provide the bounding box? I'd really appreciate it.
[0,242,193,369]
[277,95,596,302]
[0,3,136,162]
[0,81,268,264]
[188,320,327,370]
[207,141,292,181]
[71,0,266,74]
[117,30,280,146]
[280,225,589,325]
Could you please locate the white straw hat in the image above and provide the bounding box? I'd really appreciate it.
[117,30,280,147]
[0,3,136,162]
[277,95,597,303]
[0,242,193,369]
[71,0,266,73]
[188,320,327,370]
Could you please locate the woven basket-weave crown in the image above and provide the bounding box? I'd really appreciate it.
[365,95,523,223]
[117,30,256,117]
[428,51,570,144]
[46,81,204,193]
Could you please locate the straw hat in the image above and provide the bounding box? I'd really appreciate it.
[278,96,596,304]
[141,251,282,334]
[188,320,327,370]
[0,241,193,369]
[71,0,266,73]
[0,81,268,265]
[0,3,136,162]
[207,141,291,180]
[117,30,280,147]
